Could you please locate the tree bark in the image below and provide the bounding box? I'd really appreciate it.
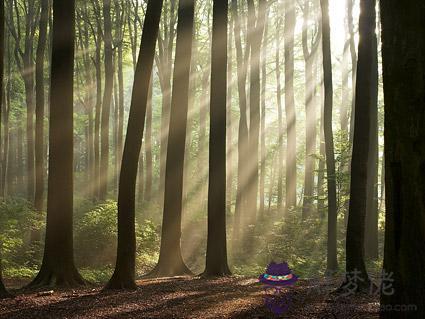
[284,0,297,213]
[302,0,321,219]
[380,0,425,316]
[320,0,338,274]
[259,8,268,216]
[0,0,11,298]
[203,0,231,277]
[275,9,283,211]
[231,0,249,248]
[364,28,379,260]
[29,0,84,288]
[106,0,164,289]
[99,0,114,200]
[34,0,49,216]
[344,0,377,292]
[147,0,195,278]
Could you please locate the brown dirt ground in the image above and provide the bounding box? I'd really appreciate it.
[0,277,379,318]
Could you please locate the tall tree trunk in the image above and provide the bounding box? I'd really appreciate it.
[259,8,268,216]
[317,59,326,217]
[147,0,195,278]
[343,0,377,292]
[320,0,338,274]
[29,0,84,288]
[275,10,284,211]
[284,0,297,213]
[106,0,164,289]
[1,58,9,197]
[364,29,379,260]
[100,0,114,200]
[203,0,231,277]
[34,0,49,217]
[0,0,10,298]
[231,0,249,248]
[226,19,233,216]
[302,0,320,219]
[380,1,425,316]
[246,0,267,231]
[94,24,102,201]
[24,71,35,203]
[158,0,176,207]
[347,0,357,147]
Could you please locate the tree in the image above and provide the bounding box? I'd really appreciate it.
[29,0,84,287]
[320,0,338,274]
[275,4,284,210]
[231,0,249,247]
[347,0,357,145]
[34,0,49,219]
[0,0,11,299]
[380,0,425,316]
[203,0,231,277]
[7,0,39,202]
[302,0,321,219]
[284,0,297,213]
[148,0,195,278]
[259,7,269,216]
[343,0,376,292]
[245,0,267,235]
[106,0,164,289]
[364,15,379,260]
[99,0,114,200]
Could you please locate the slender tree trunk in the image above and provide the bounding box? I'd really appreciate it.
[320,0,338,274]
[100,0,114,200]
[24,71,35,202]
[364,29,379,260]
[246,0,267,231]
[380,1,425,316]
[29,0,84,288]
[203,0,231,277]
[145,0,195,278]
[343,0,377,292]
[106,0,164,289]
[259,8,268,216]
[93,24,102,201]
[34,0,49,216]
[231,0,249,248]
[275,11,284,211]
[347,0,357,147]
[317,59,326,217]
[284,0,297,213]
[226,19,233,216]
[302,0,320,219]
[0,0,10,298]
[158,0,176,207]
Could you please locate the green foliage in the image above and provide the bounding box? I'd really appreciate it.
[75,200,118,267]
[75,200,161,276]
[231,207,383,279]
[0,198,43,271]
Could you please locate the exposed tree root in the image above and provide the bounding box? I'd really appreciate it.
[105,272,137,290]
[141,262,193,279]
[26,267,85,289]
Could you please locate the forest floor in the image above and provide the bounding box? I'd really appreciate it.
[0,276,379,318]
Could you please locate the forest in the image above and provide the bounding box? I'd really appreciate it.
[0,0,424,318]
